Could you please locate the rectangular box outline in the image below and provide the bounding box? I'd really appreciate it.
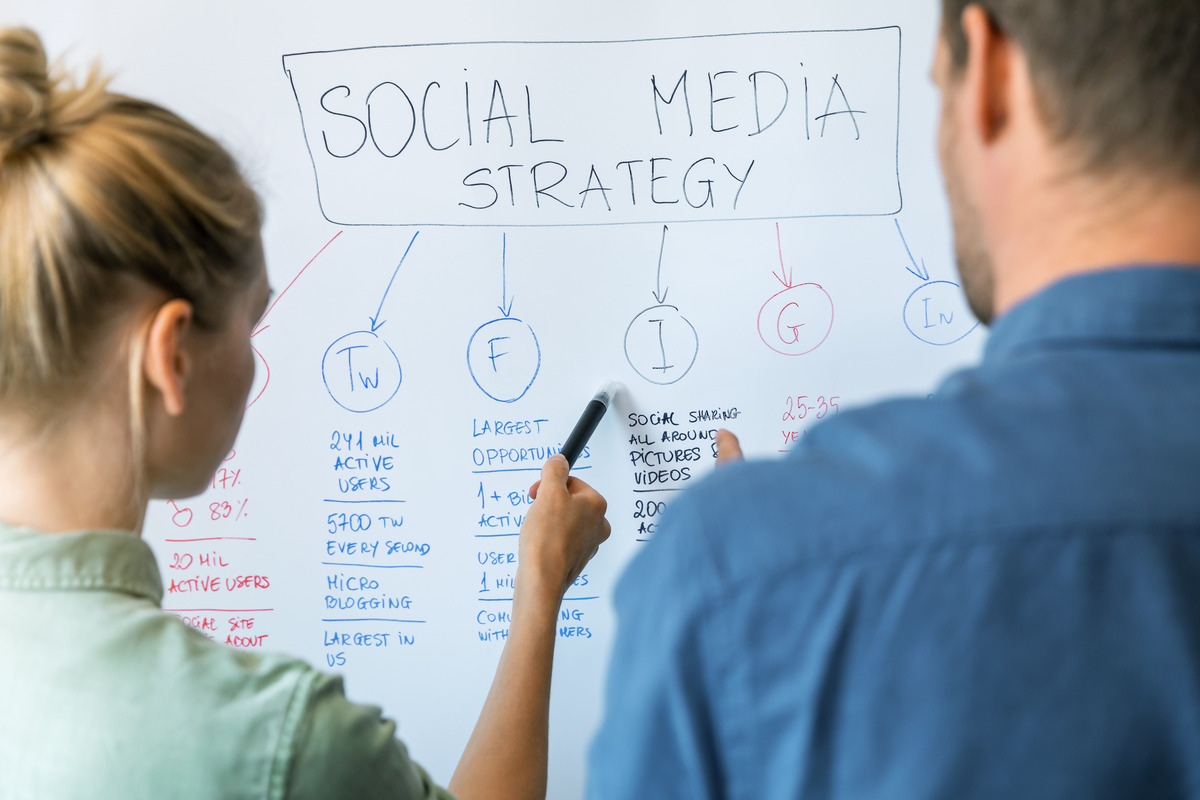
[282,28,904,228]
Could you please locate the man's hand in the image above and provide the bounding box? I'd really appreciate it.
[716,428,744,465]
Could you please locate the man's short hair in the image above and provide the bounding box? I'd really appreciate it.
[941,0,1200,185]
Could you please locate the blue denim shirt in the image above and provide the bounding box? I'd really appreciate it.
[589,267,1200,799]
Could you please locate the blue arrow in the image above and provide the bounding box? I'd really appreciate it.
[498,233,515,317]
[369,231,419,333]
[894,219,930,282]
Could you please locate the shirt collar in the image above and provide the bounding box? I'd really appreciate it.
[0,524,163,604]
[984,265,1200,363]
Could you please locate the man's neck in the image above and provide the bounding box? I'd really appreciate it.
[990,170,1200,316]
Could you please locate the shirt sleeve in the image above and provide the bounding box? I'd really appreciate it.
[284,671,457,800]
[586,492,728,800]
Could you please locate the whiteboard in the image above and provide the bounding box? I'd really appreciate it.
[10,2,983,796]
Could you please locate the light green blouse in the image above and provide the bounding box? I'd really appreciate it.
[0,524,456,800]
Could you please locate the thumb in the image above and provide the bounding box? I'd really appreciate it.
[537,453,570,494]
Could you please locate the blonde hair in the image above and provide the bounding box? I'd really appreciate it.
[0,27,262,415]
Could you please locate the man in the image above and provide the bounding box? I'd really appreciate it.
[588,2,1200,798]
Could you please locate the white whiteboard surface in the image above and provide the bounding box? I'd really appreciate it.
[8,2,983,796]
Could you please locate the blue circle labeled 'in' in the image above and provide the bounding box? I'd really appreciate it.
[903,281,980,346]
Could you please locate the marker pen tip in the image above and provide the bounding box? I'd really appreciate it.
[596,381,622,405]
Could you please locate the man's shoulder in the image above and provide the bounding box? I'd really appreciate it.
[620,392,965,605]
[635,350,1200,602]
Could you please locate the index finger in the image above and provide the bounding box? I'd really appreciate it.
[716,428,744,465]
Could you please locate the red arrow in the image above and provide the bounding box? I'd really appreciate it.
[772,222,795,288]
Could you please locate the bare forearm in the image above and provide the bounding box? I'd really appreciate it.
[449,454,609,800]
[448,572,561,800]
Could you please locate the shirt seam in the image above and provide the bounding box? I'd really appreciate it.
[0,577,160,599]
[268,666,321,800]
[682,518,758,800]
[989,334,1200,364]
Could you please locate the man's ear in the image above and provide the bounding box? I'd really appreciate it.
[142,299,195,417]
[961,4,1015,144]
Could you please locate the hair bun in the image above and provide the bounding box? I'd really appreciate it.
[0,27,53,159]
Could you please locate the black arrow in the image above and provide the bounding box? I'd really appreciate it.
[653,225,669,304]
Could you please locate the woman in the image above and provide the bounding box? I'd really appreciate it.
[0,27,610,800]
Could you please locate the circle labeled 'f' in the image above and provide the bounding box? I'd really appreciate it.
[468,317,541,403]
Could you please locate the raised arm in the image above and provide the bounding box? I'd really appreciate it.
[448,454,610,800]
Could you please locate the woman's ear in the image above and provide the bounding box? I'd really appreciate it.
[141,299,195,417]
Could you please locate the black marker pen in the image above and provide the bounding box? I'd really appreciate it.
[560,382,619,468]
